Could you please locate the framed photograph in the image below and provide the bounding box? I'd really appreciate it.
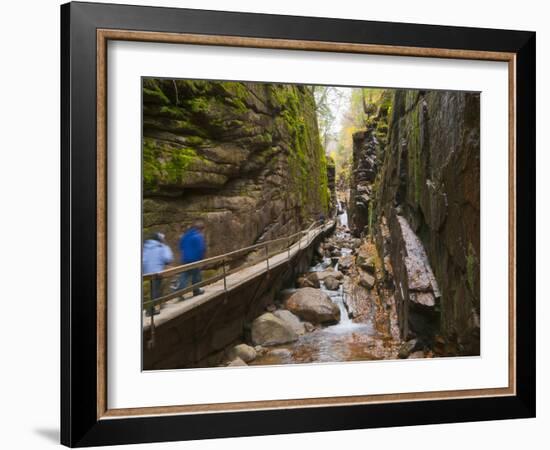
[61,1,536,447]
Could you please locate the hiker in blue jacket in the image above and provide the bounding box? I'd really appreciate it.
[143,232,173,316]
[178,220,207,298]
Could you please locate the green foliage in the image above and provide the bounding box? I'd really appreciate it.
[273,85,331,216]
[328,88,395,195]
[170,147,198,181]
[143,138,160,189]
[226,96,248,113]
[184,135,206,146]
[313,86,348,149]
[143,79,170,104]
[143,79,330,218]
[148,79,255,139]
[143,137,199,190]
[159,105,186,119]
[188,97,211,114]
[318,149,330,211]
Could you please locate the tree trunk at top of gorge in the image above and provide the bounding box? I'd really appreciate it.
[142,79,331,260]
[351,89,480,355]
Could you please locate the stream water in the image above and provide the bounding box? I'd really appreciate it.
[337,202,349,229]
[251,209,392,366]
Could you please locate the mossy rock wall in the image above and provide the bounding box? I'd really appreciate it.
[374,89,480,353]
[143,79,329,258]
[349,90,392,236]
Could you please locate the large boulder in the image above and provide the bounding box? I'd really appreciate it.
[250,313,298,346]
[227,357,247,367]
[226,343,257,363]
[315,269,344,281]
[359,272,375,289]
[338,255,353,273]
[398,339,420,359]
[267,348,292,359]
[273,309,306,335]
[324,275,341,291]
[285,288,340,324]
[296,272,321,289]
[350,238,362,249]
[356,250,376,274]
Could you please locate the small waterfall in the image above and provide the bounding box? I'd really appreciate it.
[337,200,349,228]
[310,256,332,272]
[320,280,371,333]
[251,226,378,366]
[322,283,351,325]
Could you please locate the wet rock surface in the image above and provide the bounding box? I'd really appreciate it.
[357,255,376,274]
[337,255,353,273]
[323,275,341,291]
[251,223,406,366]
[358,272,375,289]
[273,309,306,336]
[227,357,248,367]
[387,213,441,341]
[296,272,321,289]
[285,288,341,324]
[226,343,257,363]
[315,269,344,281]
[398,339,419,359]
[250,313,299,346]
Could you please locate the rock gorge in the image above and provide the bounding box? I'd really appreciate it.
[141,80,482,368]
[143,79,332,258]
[350,89,480,355]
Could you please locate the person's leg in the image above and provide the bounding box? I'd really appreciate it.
[178,270,189,290]
[192,269,203,296]
[176,270,189,301]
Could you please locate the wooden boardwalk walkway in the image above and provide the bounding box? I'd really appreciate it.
[143,221,334,331]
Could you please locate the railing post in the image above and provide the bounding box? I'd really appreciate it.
[287,236,291,260]
[148,277,156,349]
[222,258,227,291]
[151,277,157,315]
[142,221,327,316]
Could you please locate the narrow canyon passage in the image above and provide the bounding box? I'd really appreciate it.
[142,80,480,369]
[251,212,403,366]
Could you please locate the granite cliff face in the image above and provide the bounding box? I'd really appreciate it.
[349,91,392,236]
[350,89,480,355]
[143,79,330,258]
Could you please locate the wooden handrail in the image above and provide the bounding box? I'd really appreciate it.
[142,220,333,317]
[143,220,320,280]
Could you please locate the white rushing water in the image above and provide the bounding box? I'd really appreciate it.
[320,278,372,334]
[337,200,349,228]
[251,226,375,366]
